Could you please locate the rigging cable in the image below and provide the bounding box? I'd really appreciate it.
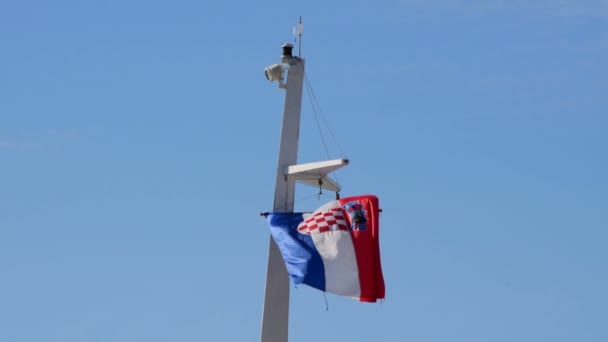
[304,73,348,188]
[272,191,335,212]
[304,73,348,159]
[304,74,331,161]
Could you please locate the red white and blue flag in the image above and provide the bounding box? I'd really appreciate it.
[266,195,385,302]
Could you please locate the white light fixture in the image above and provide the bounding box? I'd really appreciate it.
[264,64,284,82]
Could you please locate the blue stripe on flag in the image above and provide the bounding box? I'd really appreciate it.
[267,213,326,291]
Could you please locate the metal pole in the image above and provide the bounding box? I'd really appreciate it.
[260,50,305,342]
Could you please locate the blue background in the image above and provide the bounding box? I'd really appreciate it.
[1,1,607,341]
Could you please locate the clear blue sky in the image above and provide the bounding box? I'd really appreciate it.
[1,1,607,341]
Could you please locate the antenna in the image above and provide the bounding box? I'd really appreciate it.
[298,17,303,57]
[293,17,303,57]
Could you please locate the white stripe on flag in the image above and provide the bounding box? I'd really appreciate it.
[311,230,361,298]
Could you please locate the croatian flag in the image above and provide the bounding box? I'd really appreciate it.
[266,195,385,302]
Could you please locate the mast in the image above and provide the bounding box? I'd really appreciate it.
[261,43,304,342]
[261,35,349,342]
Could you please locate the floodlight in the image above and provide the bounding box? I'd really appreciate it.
[264,64,284,82]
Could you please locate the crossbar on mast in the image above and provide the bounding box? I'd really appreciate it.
[287,158,349,192]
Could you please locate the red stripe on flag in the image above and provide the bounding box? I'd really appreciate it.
[339,195,385,302]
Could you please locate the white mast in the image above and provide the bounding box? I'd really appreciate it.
[261,38,349,342]
[260,43,303,342]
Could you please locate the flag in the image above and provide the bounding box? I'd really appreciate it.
[266,194,385,302]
